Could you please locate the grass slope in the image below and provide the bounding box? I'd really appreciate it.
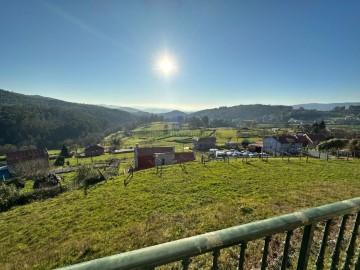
[0,158,359,269]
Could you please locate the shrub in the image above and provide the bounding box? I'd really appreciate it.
[317,138,349,151]
[74,165,107,189]
[348,138,360,157]
[0,185,68,212]
[4,177,25,189]
[54,156,65,166]
[0,183,19,211]
[14,186,66,206]
[33,173,61,189]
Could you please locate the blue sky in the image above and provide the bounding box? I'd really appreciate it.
[1,0,359,111]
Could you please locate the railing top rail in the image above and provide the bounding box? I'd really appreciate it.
[57,197,360,270]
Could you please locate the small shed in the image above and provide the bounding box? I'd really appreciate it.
[248,142,263,153]
[84,145,105,156]
[192,137,216,151]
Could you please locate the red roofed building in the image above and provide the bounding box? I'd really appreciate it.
[134,145,196,170]
[6,148,49,175]
[135,146,174,169]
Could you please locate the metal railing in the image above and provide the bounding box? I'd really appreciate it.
[58,198,360,270]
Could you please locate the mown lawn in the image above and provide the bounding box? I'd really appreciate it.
[0,158,359,269]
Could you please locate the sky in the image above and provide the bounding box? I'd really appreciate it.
[0,0,359,111]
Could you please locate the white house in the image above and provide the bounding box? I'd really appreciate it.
[263,135,304,155]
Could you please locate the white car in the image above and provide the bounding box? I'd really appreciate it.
[215,151,226,158]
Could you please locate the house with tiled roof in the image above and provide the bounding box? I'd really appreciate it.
[263,135,304,155]
[6,148,49,175]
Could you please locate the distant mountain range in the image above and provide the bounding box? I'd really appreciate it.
[292,102,360,111]
[99,104,177,114]
[1,88,359,149]
[101,102,360,117]
[98,104,144,114]
[190,104,292,123]
[159,110,189,119]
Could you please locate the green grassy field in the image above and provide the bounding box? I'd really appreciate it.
[103,123,266,151]
[0,158,359,269]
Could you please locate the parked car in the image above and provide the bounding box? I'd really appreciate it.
[240,150,250,157]
[215,151,227,158]
[248,152,258,158]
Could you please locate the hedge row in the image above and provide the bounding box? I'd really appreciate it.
[0,185,68,212]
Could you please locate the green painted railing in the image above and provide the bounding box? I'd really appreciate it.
[58,198,360,270]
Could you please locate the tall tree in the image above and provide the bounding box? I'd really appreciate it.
[60,144,70,158]
[201,116,209,128]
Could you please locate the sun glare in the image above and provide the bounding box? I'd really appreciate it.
[155,54,177,77]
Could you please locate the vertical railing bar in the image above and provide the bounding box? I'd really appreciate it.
[354,247,360,270]
[296,223,315,270]
[316,219,333,270]
[237,241,248,270]
[181,258,191,270]
[331,214,349,270]
[261,236,272,270]
[211,249,220,270]
[281,230,293,270]
[342,212,360,270]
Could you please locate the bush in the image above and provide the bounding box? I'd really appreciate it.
[0,185,68,212]
[4,178,25,189]
[54,156,65,166]
[0,183,19,211]
[14,186,66,206]
[33,173,61,189]
[317,138,349,151]
[74,165,107,189]
[348,138,360,157]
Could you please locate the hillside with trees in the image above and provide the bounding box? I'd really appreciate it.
[190,104,293,124]
[0,89,141,150]
[189,104,360,126]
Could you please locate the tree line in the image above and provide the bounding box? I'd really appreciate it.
[0,89,162,153]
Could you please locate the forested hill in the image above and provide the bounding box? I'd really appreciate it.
[190,104,293,122]
[0,89,136,148]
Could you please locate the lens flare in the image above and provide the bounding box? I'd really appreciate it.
[155,54,177,77]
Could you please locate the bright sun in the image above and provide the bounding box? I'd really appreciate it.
[155,54,177,77]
